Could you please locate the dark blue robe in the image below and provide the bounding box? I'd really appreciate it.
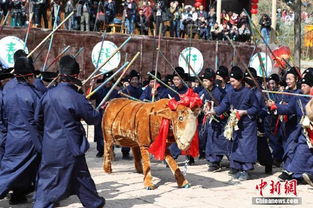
[33,82,105,208]
[276,94,310,170]
[33,78,48,95]
[139,85,169,101]
[0,81,41,198]
[122,85,143,99]
[199,86,230,164]
[214,86,259,171]
[90,86,120,155]
[0,88,5,161]
[252,88,273,167]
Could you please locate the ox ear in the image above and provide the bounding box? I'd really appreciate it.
[151,108,174,120]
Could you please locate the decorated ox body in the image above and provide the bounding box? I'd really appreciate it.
[306,98,313,122]
[102,96,201,189]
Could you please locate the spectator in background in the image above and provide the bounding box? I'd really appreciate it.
[259,14,271,44]
[124,0,137,34]
[199,16,209,40]
[207,7,216,39]
[229,25,239,41]
[221,23,230,41]
[169,1,180,37]
[51,0,61,26]
[65,0,75,30]
[0,0,9,19]
[76,0,91,32]
[32,0,48,28]
[238,23,251,42]
[136,8,148,35]
[141,0,153,33]
[10,0,26,27]
[104,0,116,24]
[211,22,221,40]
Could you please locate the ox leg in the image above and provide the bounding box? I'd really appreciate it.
[103,140,113,174]
[139,146,154,190]
[164,150,190,188]
[132,146,143,173]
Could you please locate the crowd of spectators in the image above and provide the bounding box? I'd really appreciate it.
[0,0,311,42]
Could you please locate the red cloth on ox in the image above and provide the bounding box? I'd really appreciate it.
[308,127,313,146]
[148,118,169,160]
[149,88,202,160]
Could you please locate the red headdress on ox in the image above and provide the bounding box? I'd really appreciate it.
[271,46,291,69]
[149,88,202,160]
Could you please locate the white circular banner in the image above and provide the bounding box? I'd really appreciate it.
[91,41,121,73]
[249,52,273,77]
[178,47,204,76]
[0,36,28,68]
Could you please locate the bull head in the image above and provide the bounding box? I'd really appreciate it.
[157,105,199,151]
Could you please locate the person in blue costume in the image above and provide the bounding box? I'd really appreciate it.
[216,66,232,93]
[269,67,302,180]
[0,72,14,161]
[265,73,284,167]
[33,55,105,208]
[0,57,41,205]
[199,68,229,172]
[90,71,120,158]
[140,71,168,101]
[211,66,259,180]
[167,67,193,163]
[121,69,143,159]
[267,72,313,182]
[244,68,273,174]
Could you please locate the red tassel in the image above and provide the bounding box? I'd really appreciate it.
[148,119,170,160]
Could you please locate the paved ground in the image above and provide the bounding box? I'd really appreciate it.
[1,126,313,208]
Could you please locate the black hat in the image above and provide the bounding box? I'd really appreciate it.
[244,67,257,79]
[128,69,140,80]
[301,72,313,87]
[0,72,14,81]
[97,71,114,83]
[14,57,35,76]
[286,67,300,79]
[230,66,244,81]
[200,68,216,81]
[59,55,80,75]
[148,71,161,81]
[173,66,187,80]
[40,71,58,82]
[303,68,313,76]
[216,66,229,79]
[14,49,28,62]
[268,73,280,83]
[163,74,173,84]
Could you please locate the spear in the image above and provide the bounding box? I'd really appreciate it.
[243,9,292,70]
[24,12,34,50]
[96,51,140,110]
[118,91,144,102]
[147,72,179,96]
[82,36,132,85]
[0,11,10,34]
[152,24,162,102]
[262,90,313,98]
[42,5,60,72]
[27,11,75,58]
[86,62,129,99]
[43,45,71,72]
[74,47,84,58]
[33,41,50,63]
[158,49,189,88]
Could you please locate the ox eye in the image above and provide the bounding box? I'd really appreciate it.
[178,116,183,121]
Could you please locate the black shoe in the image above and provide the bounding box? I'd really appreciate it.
[273,159,282,168]
[96,152,103,158]
[122,153,131,160]
[208,165,221,172]
[188,156,195,165]
[9,193,27,205]
[265,165,272,174]
[303,173,313,187]
[278,171,292,181]
[199,152,205,160]
[238,171,250,181]
[228,168,239,176]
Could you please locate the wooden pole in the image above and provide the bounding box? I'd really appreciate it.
[271,0,277,30]
[216,0,222,25]
[292,0,302,68]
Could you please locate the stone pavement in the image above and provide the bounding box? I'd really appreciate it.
[1,125,313,208]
